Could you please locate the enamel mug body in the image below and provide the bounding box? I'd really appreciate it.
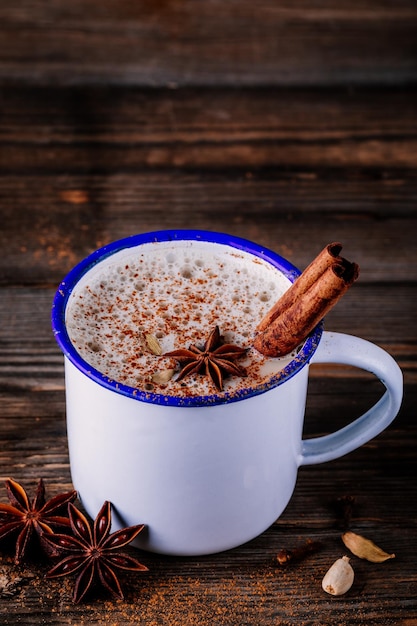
[52,231,403,555]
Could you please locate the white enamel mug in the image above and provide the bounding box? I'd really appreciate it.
[52,231,403,556]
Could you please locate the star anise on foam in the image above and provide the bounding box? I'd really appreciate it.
[44,501,148,604]
[165,325,248,391]
[0,478,77,564]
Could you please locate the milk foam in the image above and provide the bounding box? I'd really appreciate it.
[65,240,296,396]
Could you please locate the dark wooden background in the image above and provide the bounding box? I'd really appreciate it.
[0,1,416,624]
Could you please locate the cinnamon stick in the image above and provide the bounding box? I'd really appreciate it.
[257,242,343,332]
[254,245,359,358]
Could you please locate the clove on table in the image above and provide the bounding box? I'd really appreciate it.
[276,539,323,567]
[334,494,356,529]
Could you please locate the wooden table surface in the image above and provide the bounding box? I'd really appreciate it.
[0,2,416,624]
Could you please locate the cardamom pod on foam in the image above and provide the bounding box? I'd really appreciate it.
[145,333,163,356]
[342,531,395,563]
[322,556,354,596]
[152,369,176,384]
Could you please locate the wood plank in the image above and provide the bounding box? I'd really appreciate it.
[0,526,415,625]
[0,1,416,86]
[1,87,417,170]
[0,526,415,624]
[1,171,417,285]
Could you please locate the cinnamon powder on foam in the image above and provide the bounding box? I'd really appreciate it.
[65,241,296,397]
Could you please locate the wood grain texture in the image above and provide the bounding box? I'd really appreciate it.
[0,0,416,86]
[1,182,417,285]
[0,85,416,288]
[1,86,417,170]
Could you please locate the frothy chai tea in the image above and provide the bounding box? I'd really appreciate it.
[65,240,297,397]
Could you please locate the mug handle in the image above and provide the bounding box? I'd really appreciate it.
[300,331,403,466]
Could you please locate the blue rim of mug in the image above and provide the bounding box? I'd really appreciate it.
[51,230,323,407]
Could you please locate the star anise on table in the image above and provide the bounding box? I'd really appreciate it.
[0,478,77,564]
[165,325,248,391]
[44,501,148,604]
